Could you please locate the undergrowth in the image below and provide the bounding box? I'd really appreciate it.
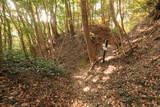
[0,51,69,78]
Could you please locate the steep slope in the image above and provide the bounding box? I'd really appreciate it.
[1,20,160,107]
[72,20,160,106]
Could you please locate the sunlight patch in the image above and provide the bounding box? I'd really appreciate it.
[73,75,84,79]
[91,88,98,92]
[7,0,16,10]
[95,67,102,71]
[77,80,83,86]
[103,65,117,75]
[92,76,99,83]
[105,56,115,61]
[40,10,51,22]
[97,84,103,89]
[102,76,110,81]
[71,99,90,107]
[83,86,90,92]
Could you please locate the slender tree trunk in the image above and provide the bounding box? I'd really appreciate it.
[12,0,28,57]
[64,0,75,36]
[77,13,81,30]
[20,14,33,57]
[72,1,75,29]
[17,24,28,58]
[109,0,132,52]
[88,2,92,26]
[109,0,124,36]
[2,1,7,51]
[24,16,37,57]
[65,17,70,33]
[0,17,3,62]
[7,21,12,51]
[101,0,106,24]
[109,0,126,54]
[118,0,125,32]
[18,30,28,57]
[50,0,59,39]
[80,0,97,64]
[42,0,53,39]
[28,1,44,57]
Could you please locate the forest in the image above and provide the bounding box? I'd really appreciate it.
[0,0,160,106]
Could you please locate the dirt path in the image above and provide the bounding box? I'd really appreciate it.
[69,27,160,106]
[70,48,122,106]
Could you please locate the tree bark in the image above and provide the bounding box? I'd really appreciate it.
[7,20,12,51]
[2,1,7,51]
[118,0,125,32]
[11,0,28,57]
[0,16,3,62]
[109,0,125,36]
[109,0,132,52]
[50,0,59,39]
[64,0,75,36]
[28,0,44,57]
[80,0,97,64]
[101,0,106,24]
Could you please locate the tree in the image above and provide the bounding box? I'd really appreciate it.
[109,0,125,37]
[0,15,3,62]
[49,0,59,39]
[64,0,75,36]
[80,0,97,64]
[0,2,3,62]
[118,0,125,32]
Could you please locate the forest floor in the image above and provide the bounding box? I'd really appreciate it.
[0,20,160,107]
[70,20,160,106]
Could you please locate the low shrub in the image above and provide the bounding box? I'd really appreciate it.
[0,51,68,78]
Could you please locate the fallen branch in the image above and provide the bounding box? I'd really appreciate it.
[89,57,103,71]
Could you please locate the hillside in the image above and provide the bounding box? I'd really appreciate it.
[71,20,160,106]
[1,19,160,106]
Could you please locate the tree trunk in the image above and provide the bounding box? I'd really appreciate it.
[0,17,3,62]
[7,21,12,51]
[2,1,7,51]
[28,1,44,57]
[109,0,125,36]
[101,0,106,24]
[50,0,59,39]
[109,0,132,52]
[12,0,28,57]
[64,0,75,36]
[118,0,125,32]
[80,0,97,64]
